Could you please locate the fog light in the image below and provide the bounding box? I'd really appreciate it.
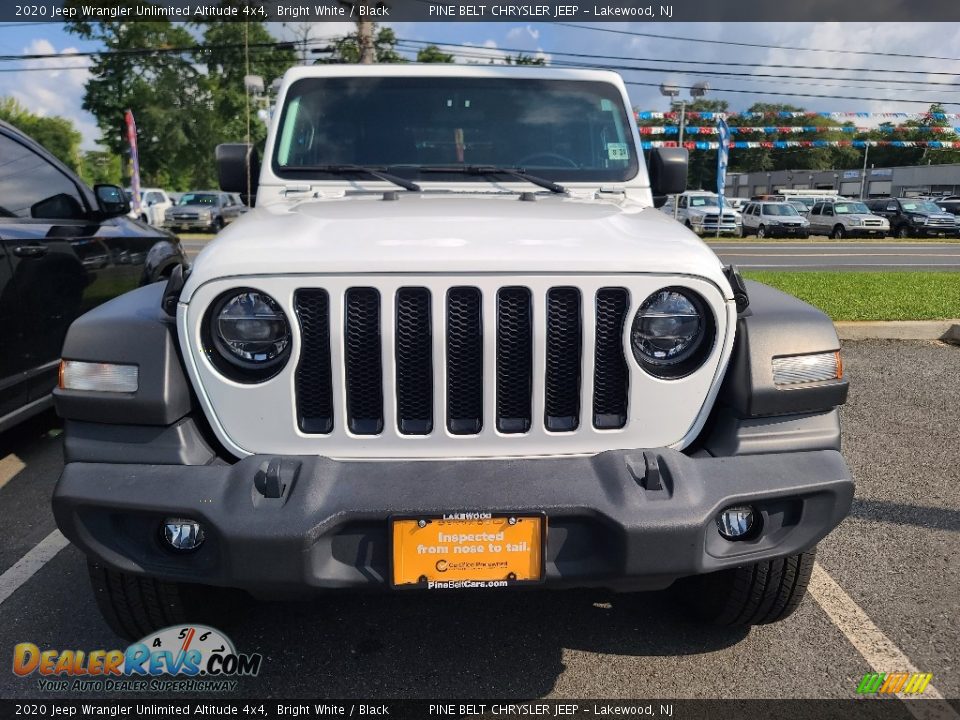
[717,506,756,540]
[163,518,204,551]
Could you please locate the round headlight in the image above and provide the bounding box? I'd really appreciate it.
[631,288,714,379]
[204,290,291,382]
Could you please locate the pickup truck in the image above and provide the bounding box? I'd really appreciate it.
[51,66,852,639]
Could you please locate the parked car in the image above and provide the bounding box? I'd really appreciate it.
[0,121,185,434]
[126,187,173,227]
[51,66,852,639]
[786,199,811,217]
[740,201,810,238]
[162,190,244,233]
[661,191,741,236]
[807,200,889,238]
[725,197,747,212]
[867,198,959,238]
[935,198,960,217]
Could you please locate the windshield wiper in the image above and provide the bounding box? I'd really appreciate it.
[286,164,421,192]
[417,165,567,194]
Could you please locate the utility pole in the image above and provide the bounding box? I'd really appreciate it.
[338,0,378,63]
[859,144,870,200]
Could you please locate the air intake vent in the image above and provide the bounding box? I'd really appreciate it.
[344,287,383,435]
[593,288,629,430]
[293,289,334,434]
[395,288,433,435]
[446,287,483,435]
[496,287,532,434]
[544,287,582,432]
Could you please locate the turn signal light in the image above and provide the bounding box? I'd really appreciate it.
[772,351,842,386]
[58,360,139,393]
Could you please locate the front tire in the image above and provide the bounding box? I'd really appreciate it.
[87,561,247,640]
[831,225,846,239]
[757,224,766,239]
[675,548,817,626]
[896,226,910,239]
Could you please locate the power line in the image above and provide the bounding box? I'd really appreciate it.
[392,41,960,91]
[396,36,960,77]
[622,79,952,106]
[554,23,960,64]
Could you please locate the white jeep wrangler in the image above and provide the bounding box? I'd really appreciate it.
[52,66,852,639]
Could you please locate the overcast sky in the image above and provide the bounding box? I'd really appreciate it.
[1,21,959,149]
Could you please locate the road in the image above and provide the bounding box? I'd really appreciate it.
[1,341,958,701]
[180,238,960,271]
[710,241,960,271]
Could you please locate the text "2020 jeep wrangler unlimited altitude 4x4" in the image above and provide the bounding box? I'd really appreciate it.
[52,66,852,639]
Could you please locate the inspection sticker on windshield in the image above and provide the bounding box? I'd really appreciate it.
[607,143,629,160]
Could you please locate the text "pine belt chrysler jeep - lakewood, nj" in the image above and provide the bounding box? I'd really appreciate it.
[51,66,852,639]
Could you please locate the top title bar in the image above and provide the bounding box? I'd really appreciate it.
[5,0,960,23]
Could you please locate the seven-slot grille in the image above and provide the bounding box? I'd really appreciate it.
[293,286,631,437]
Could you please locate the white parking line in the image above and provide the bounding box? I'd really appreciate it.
[0,453,26,490]
[0,530,70,606]
[809,562,958,717]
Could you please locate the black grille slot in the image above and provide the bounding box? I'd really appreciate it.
[496,287,532,434]
[344,288,383,435]
[395,288,432,435]
[544,287,582,432]
[294,289,334,434]
[593,288,629,430]
[446,287,483,434]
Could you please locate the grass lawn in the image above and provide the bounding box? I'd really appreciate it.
[742,271,960,321]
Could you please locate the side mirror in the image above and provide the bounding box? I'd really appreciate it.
[216,143,260,208]
[647,147,688,202]
[94,184,131,218]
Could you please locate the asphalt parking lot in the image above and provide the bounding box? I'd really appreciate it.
[0,340,957,701]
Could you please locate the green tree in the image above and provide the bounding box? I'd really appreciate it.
[416,45,454,63]
[80,149,123,185]
[329,25,405,64]
[504,54,546,66]
[65,12,208,188]
[0,97,83,171]
[196,21,297,158]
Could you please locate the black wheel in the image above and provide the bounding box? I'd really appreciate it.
[831,225,846,239]
[896,226,909,239]
[738,224,748,238]
[800,232,810,239]
[674,548,817,626]
[757,224,766,239]
[213,216,225,232]
[87,560,247,640]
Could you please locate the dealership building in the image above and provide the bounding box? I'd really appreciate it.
[724,163,960,199]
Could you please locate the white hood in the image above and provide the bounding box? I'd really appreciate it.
[182,194,732,301]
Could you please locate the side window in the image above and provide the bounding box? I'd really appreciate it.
[811,205,821,216]
[886,203,897,212]
[824,206,834,216]
[0,133,87,220]
[678,196,688,209]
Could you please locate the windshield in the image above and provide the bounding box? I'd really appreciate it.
[834,202,870,214]
[273,77,639,183]
[763,204,800,216]
[901,200,942,213]
[689,195,719,208]
[179,193,217,206]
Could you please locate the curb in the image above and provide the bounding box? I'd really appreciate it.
[835,320,960,343]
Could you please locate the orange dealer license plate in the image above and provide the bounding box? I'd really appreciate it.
[390,513,545,589]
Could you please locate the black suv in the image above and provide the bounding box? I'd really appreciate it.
[867,197,960,238]
[0,121,185,433]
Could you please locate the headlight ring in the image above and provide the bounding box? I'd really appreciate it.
[202,289,292,383]
[630,287,716,379]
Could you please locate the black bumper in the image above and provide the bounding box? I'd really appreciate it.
[53,448,853,595]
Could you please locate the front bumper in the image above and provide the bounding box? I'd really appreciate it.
[163,219,216,232]
[847,227,887,237]
[53,448,853,595]
[764,225,809,237]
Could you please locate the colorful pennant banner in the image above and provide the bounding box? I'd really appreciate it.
[640,140,960,149]
[637,111,960,120]
[637,126,960,135]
